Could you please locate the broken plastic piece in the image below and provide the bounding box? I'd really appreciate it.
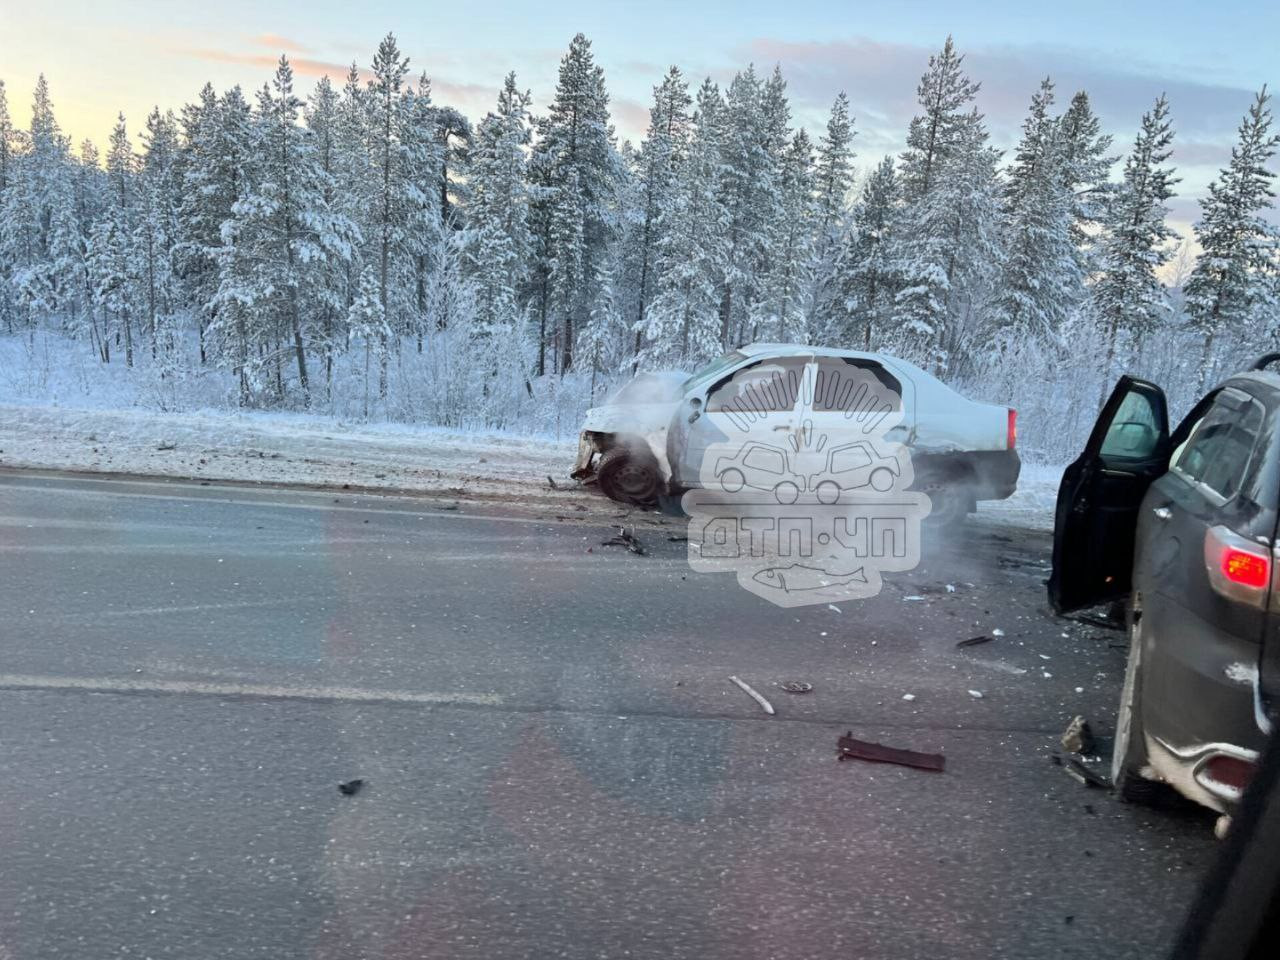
[837,731,945,772]
[729,675,775,715]
[1064,758,1109,789]
[602,527,647,555]
[1061,716,1095,754]
[779,681,813,694]
[957,635,994,648]
[338,779,365,796]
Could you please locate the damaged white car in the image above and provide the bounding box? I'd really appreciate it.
[571,344,1020,524]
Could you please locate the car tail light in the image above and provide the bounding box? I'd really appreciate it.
[1198,753,1257,797]
[1007,408,1017,450]
[1205,525,1271,608]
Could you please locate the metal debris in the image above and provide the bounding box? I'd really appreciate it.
[779,680,812,694]
[1061,716,1095,754]
[601,527,647,555]
[338,779,365,796]
[957,635,995,648]
[729,675,775,715]
[1064,758,1110,789]
[837,731,945,772]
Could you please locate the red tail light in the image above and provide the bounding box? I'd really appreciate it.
[1205,525,1272,607]
[1224,549,1269,588]
[1007,408,1017,450]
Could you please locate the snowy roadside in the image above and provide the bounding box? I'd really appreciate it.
[0,402,1061,529]
[0,403,605,515]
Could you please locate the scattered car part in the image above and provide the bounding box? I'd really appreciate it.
[1061,716,1096,754]
[957,635,995,648]
[729,676,775,715]
[779,681,812,694]
[1064,758,1110,789]
[601,527,646,555]
[836,731,945,772]
[338,779,365,796]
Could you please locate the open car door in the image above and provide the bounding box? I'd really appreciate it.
[1048,376,1170,614]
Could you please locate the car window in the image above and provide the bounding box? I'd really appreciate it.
[743,446,786,474]
[1098,390,1163,459]
[682,350,747,391]
[810,357,903,413]
[830,445,872,473]
[1171,395,1263,500]
[706,357,807,414]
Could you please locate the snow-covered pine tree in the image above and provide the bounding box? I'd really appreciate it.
[529,33,617,374]
[218,57,360,405]
[988,78,1078,351]
[1092,94,1178,396]
[1185,86,1279,387]
[891,38,1000,373]
[364,33,416,395]
[102,112,137,365]
[1058,91,1114,278]
[640,78,729,367]
[809,91,856,329]
[760,128,815,343]
[135,107,182,361]
[176,84,254,372]
[466,72,533,335]
[628,66,692,363]
[828,154,901,350]
[899,36,980,202]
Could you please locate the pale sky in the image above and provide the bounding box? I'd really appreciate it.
[2,0,1277,233]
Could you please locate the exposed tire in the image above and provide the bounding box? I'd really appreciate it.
[922,477,970,529]
[596,446,662,507]
[1112,596,1167,804]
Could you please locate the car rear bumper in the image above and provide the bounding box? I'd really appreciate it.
[913,449,1021,502]
[1141,598,1271,813]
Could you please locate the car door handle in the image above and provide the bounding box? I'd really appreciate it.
[1153,506,1172,521]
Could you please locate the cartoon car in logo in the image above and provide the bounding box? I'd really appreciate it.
[713,441,804,504]
[808,440,900,504]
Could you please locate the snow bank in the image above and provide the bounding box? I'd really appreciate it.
[0,401,1061,529]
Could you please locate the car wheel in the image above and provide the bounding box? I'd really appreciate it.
[815,480,840,504]
[1112,595,1166,803]
[774,480,800,504]
[922,479,968,529]
[719,467,746,493]
[596,447,661,507]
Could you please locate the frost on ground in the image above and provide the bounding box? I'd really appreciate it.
[0,402,1062,529]
[0,403,605,516]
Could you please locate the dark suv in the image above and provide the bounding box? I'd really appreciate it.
[1049,357,1280,823]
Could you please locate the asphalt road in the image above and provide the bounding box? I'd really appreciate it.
[0,470,1218,960]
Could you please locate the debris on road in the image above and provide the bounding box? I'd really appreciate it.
[1064,758,1110,789]
[546,475,561,490]
[338,779,365,796]
[779,680,812,694]
[156,440,177,451]
[902,693,916,702]
[967,689,985,699]
[991,628,1006,637]
[1061,716,1095,754]
[601,527,647,555]
[837,731,946,772]
[956,634,995,648]
[902,595,926,601]
[667,534,688,542]
[827,604,842,613]
[729,675,775,715]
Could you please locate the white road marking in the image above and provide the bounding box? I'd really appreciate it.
[0,673,502,707]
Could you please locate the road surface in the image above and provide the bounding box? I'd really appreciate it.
[0,470,1216,959]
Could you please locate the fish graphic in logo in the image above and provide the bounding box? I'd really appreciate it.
[751,564,868,593]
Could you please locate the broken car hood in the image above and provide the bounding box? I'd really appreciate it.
[580,399,682,436]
